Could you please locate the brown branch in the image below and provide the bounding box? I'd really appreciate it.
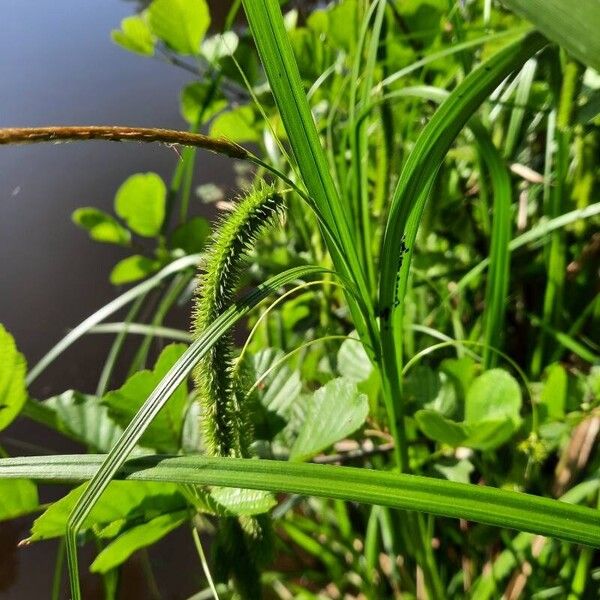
[0,126,250,160]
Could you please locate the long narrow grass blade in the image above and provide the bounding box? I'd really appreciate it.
[378,32,546,406]
[450,202,600,298]
[471,120,513,368]
[26,254,201,384]
[503,0,600,72]
[89,323,193,343]
[241,0,377,343]
[64,264,326,599]
[3,454,600,547]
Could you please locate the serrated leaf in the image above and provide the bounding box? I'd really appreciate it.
[110,255,159,285]
[210,487,276,516]
[337,335,372,383]
[43,390,123,453]
[290,378,369,462]
[465,369,522,426]
[29,480,187,542]
[114,172,166,237]
[0,479,38,522]
[111,14,155,56]
[252,348,301,419]
[90,510,187,573]
[102,344,189,452]
[72,207,131,246]
[209,106,259,143]
[148,0,210,55]
[0,324,27,431]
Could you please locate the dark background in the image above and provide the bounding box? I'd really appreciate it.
[0,1,235,597]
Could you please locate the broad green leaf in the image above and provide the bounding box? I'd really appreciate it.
[405,366,457,417]
[43,390,123,453]
[7,454,600,547]
[72,208,131,246]
[462,419,517,451]
[110,255,159,285]
[440,357,477,401]
[148,0,210,55]
[290,378,369,461]
[211,487,276,516]
[540,363,567,420]
[464,369,522,426]
[102,344,189,452]
[0,324,27,431]
[114,172,166,237]
[0,479,38,521]
[503,0,600,72]
[415,410,468,447]
[63,265,327,592]
[209,106,259,142]
[327,0,358,52]
[28,480,186,542]
[250,348,301,441]
[201,32,239,64]
[111,15,155,56]
[378,33,546,413]
[180,82,227,125]
[252,348,301,419]
[90,511,187,573]
[168,216,210,254]
[337,336,372,383]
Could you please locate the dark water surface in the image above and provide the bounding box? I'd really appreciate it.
[0,1,233,597]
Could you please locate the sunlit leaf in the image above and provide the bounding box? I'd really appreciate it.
[0,324,27,432]
[28,480,187,542]
[0,479,38,522]
[148,0,210,55]
[90,510,187,573]
[210,106,259,143]
[72,208,131,246]
[110,255,159,285]
[202,32,239,64]
[114,172,166,238]
[102,344,189,452]
[111,14,155,56]
[465,369,522,426]
[43,390,123,453]
[290,378,369,461]
[337,336,372,383]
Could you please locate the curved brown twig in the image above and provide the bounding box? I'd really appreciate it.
[0,126,250,160]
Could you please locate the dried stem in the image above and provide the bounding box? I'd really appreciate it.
[0,126,249,160]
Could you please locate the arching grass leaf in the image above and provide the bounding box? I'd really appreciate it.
[102,344,189,453]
